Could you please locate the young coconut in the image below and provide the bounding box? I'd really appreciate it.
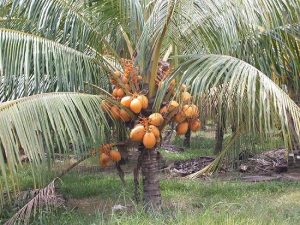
[100,153,110,167]
[176,121,189,135]
[143,132,156,149]
[110,150,121,161]
[181,91,192,102]
[183,104,198,118]
[137,95,149,109]
[112,88,119,97]
[119,109,131,122]
[111,106,120,120]
[130,98,143,114]
[149,125,160,138]
[121,96,132,108]
[149,113,164,127]
[168,100,179,112]
[160,106,168,114]
[130,125,145,142]
[174,110,186,123]
[189,119,201,132]
[116,88,125,98]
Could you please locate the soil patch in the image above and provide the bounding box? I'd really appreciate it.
[167,156,225,177]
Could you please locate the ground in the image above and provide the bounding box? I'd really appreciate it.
[2,131,300,225]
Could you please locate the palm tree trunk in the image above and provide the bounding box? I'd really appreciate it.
[183,128,191,148]
[214,121,224,154]
[140,146,161,210]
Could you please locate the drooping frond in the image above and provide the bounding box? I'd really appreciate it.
[3,0,145,55]
[4,179,64,225]
[0,29,108,101]
[173,0,300,91]
[0,92,108,204]
[156,54,300,148]
[4,0,104,51]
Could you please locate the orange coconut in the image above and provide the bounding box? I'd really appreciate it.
[149,113,164,126]
[137,95,149,109]
[160,106,168,114]
[121,96,132,108]
[130,98,142,114]
[181,91,192,102]
[189,119,201,132]
[176,121,189,135]
[149,125,160,138]
[183,104,198,118]
[174,110,186,123]
[111,106,120,120]
[130,125,145,142]
[110,150,121,161]
[114,70,121,78]
[100,153,110,166]
[143,132,156,149]
[119,109,131,122]
[168,100,179,112]
[116,88,125,98]
[112,88,119,97]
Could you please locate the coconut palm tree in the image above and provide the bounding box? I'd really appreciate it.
[1,0,300,215]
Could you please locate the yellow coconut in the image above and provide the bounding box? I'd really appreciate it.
[168,100,179,112]
[149,125,160,138]
[149,113,164,127]
[183,104,198,118]
[137,95,149,109]
[119,109,131,122]
[189,119,201,132]
[110,150,121,161]
[130,98,142,114]
[111,106,120,120]
[121,96,132,108]
[174,110,186,123]
[176,121,189,135]
[143,132,156,149]
[181,91,192,102]
[130,125,145,142]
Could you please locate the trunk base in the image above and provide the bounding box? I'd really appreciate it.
[140,148,161,211]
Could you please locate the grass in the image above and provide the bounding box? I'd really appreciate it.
[1,131,297,224]
[26,174,300,225]
[160,132,215,161]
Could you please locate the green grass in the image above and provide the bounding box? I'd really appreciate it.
[160,133,215,161]
[1,130,295,225]
[26,174,300,225]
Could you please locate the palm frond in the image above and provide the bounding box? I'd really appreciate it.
[156,54,300,151]
[0,29,109,101]
[4,179,64,225]
[0,92,109,203]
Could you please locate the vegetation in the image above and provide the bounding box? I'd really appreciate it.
[1,0,300,223]
[1,136,300,225]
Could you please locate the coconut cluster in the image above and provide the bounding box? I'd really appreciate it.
[130,113,164,149]
[159,86,201,135]
[99,144,121,167]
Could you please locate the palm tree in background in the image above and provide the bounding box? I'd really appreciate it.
[0,0,300,213]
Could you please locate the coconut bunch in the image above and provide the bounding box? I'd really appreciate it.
[99,143,121,167]
[129,113,164,149]
[158,85,201,136]
[103,59,148,122]
[175,88,201,135]
[155,61,177,95]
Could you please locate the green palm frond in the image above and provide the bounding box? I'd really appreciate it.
[156,54,300,148]
[0,92,109,202]
[4,0,145,54]
[0,29,109,101]
[4,0,105,51]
